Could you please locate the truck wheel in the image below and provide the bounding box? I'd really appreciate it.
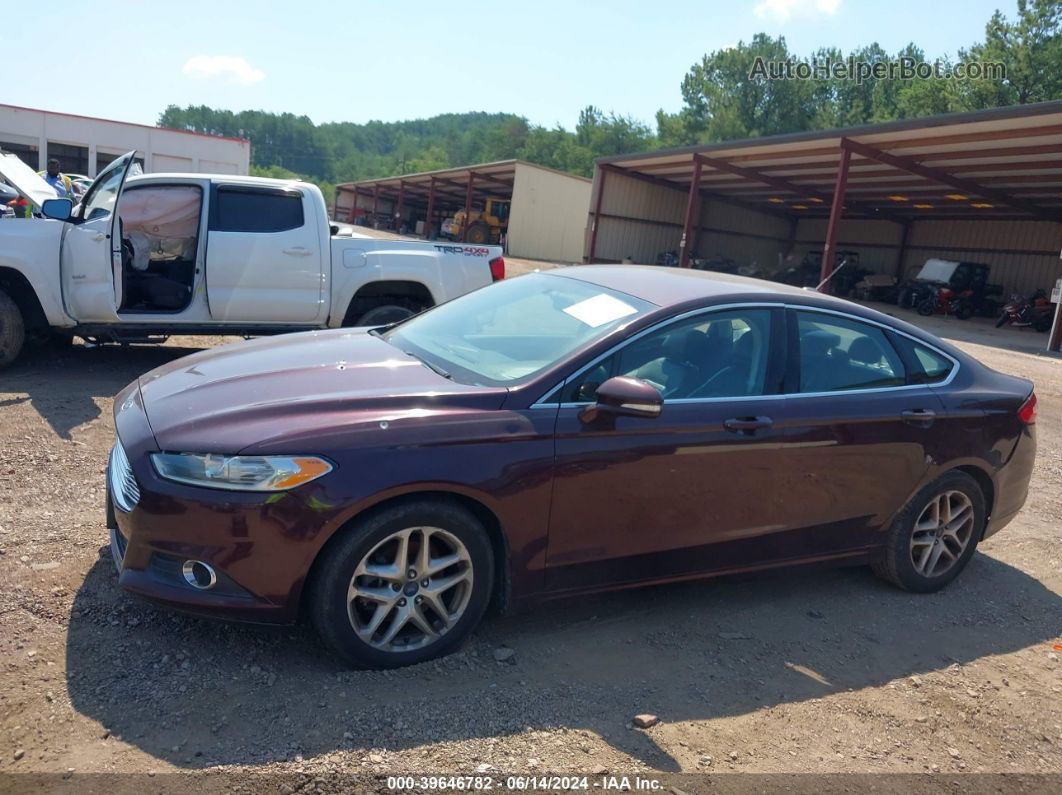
[0,289,26,369]
[354,302,417,326]
[465,223,490,245]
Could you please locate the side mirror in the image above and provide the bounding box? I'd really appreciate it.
[578,376,663,423]
[41,198,73,221]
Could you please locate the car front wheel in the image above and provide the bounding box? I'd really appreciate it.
[310,499,494,668]
[873,471,984,593]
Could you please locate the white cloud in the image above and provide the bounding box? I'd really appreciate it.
[182,55,264,85]
[753,0,842,22]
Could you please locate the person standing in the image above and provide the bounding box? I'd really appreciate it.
[39,158,75,200]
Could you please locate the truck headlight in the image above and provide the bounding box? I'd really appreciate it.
[150,453,333,491]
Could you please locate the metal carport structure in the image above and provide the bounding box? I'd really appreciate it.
[334,160,592,263]
[587,101,1062,351]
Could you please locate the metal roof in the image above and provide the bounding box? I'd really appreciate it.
[595,100,1062,222]
[335,159,589,207]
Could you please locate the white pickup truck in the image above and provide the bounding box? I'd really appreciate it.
[0,151,504,368]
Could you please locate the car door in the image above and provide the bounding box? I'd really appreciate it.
[544,305,791,593]
[205,185,325,322]
[60,152,138,322]
[770,307,946,554]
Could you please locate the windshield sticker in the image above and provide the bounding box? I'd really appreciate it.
[563,293,638,328]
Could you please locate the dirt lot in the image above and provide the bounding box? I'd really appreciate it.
[1,292,1060,791]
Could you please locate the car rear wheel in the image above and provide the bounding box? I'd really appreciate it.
[310,499,494,668]
[873,471,984,593]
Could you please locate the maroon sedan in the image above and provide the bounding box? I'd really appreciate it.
[107,267,1037,668]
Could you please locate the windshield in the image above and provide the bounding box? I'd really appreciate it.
[385,272,655,387]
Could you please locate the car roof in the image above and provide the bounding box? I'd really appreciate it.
[550,265,831,307]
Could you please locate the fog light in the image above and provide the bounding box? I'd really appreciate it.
[182,560,217,590]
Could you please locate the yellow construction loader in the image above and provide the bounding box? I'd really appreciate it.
[441,198,510,245]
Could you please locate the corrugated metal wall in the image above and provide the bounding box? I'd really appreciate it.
[696,200,792,270]
[793,218,905,275]
[902,220,1062,295]
[587,169,792,265]
[508,164,592,262]
[586,167,1062,295]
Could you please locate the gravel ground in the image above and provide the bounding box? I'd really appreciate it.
[0,297,1060,791]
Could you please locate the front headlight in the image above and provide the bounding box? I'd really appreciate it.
[150,453,333,491]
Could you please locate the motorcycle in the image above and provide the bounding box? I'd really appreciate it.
[995,290,1054,332]
[916,285,975,319]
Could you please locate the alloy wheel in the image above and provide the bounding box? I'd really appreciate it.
[347,526,473,652]
[909,490,975,578]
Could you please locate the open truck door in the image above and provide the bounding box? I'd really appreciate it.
[59,151,139,322]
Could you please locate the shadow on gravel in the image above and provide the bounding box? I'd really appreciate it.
[66,548,1062,771]
[2,342,207,439]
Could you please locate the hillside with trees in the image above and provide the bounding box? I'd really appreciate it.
[157,0,1060,203]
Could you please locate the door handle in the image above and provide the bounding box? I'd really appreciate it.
[282,247,313,256]
[901,408,937,427]
[93,233,106,242]
[724,416,773,434]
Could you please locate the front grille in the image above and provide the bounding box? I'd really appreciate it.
[109,442,140,512]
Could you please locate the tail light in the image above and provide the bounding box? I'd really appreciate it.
[1018,392,1037,425]
[489,256,505,282]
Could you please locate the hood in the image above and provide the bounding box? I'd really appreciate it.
[138,328,506,452]
[0,154,58,209]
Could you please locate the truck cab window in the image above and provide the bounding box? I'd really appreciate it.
[211,187,303,233]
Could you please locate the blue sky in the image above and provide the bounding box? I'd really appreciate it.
[8,0,1009,131]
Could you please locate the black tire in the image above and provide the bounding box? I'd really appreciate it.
[465,223,490,245]
[916,298,935,317]
[995,313,1008,328]
[0,288,26,369]
[955,302,974,320]
[309,499,495,669]
[1034,316,1052,333]
[353,302,417,326]
[872,470,985,593]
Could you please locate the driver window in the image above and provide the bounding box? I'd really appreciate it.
[81,158,140,221]
[563,309,773,402]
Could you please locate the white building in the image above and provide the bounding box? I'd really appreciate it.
[0,104,250,177]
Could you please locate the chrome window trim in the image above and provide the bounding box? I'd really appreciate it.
[529,301,959,408]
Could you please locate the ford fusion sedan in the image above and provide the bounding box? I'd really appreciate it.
[106,266,1037,668]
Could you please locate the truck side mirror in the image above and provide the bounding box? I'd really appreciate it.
[41,198,73,221]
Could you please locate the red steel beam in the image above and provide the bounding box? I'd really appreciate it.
[424,177,435,240]
[396,181,405,231]
[821,146,852,288]
[840,137,1060,222]
[346,188,357,223]
[588,168,607,263]
[598,163,793,221]
[679,159,703,268]
[462,173,475,242]
[692,152,906,224]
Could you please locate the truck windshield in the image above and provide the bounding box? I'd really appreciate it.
[384,273,655,387]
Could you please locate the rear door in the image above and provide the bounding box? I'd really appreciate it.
[771,307,946,554]
[60,152,138,321]
[205,185,325,322]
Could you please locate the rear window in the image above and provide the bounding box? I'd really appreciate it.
[908,341,955,384]
[795,311,906,393]
[211,187,304,233]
